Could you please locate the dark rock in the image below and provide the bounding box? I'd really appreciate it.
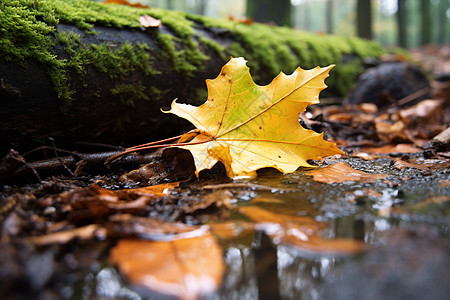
[348,62,430,107]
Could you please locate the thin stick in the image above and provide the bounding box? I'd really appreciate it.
[125,135,184,151]
[105,140,208,165]
[397,87,430,106]
[50,138,75,177]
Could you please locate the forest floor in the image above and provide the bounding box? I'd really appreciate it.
[0,45,449,300]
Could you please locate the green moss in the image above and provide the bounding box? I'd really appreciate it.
[0,0,209,109]
[198,36,226,60]
[110,81,149,107]
[187,14,386,94]
[1,0,389,110]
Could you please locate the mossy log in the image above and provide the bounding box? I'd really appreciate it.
[0,0,386,154]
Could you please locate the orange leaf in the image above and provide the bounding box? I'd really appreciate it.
[305,162,387,184]
[360,143,420,154]
[110,233,225,299]
[30,224,106,246]
[228,15,254,24]
[126,181,179,196]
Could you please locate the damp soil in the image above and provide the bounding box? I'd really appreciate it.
[0,150,449,300]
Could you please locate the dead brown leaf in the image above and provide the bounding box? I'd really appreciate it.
[392,159,429,170]
[110,233,225,300]
[360,143,421,154]
[375,119,410,143]
[305,162,388,184]
[126,181,180,197]
[30,224,107,246]
[107,214,202,240]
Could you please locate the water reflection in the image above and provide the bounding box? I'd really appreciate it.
[76,164,448,299]
[209,215,393,300]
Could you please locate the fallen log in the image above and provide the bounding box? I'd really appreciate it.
[0,0,386,155]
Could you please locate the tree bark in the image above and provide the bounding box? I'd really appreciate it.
[437,0,447,44]
[0,0,385,156]
[326,0,334,34]
[420,0,431,45]
[356,0,373,40]
[397,0,407,48]
[246,0,292,27]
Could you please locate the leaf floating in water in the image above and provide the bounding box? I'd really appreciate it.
[239,206,364,254]
[110,233,225,300]
[305,161,387,184]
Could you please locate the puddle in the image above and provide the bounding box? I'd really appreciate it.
[53,158,449,300]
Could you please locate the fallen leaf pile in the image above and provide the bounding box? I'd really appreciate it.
[306,98,448,150]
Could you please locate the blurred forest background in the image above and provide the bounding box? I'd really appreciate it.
[96,0,450,49]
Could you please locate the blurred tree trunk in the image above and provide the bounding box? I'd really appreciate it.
[166,0,174,10]
[326,0,334,34]
[420,0,431,45]
[397,0,407,48]
[437,0,448,44]
[246,0,291,27]
[198,0,207,15]
[356,0,373,40]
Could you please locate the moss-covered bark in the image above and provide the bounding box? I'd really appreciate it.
[0,0,386,153]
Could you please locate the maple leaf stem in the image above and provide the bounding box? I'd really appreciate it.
[125,135,184,151]
[105,137,209,165]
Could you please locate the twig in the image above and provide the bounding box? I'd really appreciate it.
[397,87,431,107]
[49,138,74,177]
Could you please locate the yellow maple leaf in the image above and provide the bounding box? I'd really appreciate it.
[165,57,344,179]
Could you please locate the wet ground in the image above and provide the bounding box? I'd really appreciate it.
[2,150,448,300]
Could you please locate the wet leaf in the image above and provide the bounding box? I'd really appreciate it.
[107,214,202,240]
[208,221,255,240]
[305,162,387,183]
[166,57,344,178]
[359,143,421,154]
[30,224,107,246]
[110,233,225,300]
[70,182,179,217]
[392,159,429,170]
[139,14,162,28]
[126,181,180,197]
[239,206,364,254]
[399,99,445,145]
